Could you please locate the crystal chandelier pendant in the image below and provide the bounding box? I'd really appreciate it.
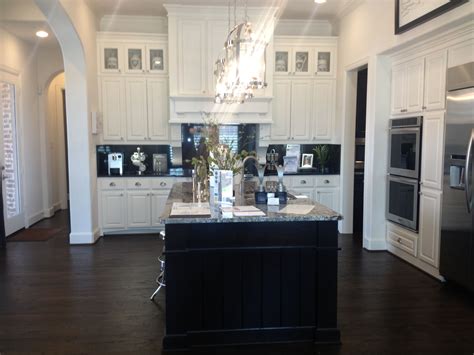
[214,17,268,104]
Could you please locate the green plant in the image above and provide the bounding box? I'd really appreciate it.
[313,145,330,167]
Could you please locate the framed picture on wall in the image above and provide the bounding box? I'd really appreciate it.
[395,0,467,34]
[301,154,313,169]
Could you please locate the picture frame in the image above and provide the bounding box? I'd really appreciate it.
[301,153,313,169]
[395,0,467,34]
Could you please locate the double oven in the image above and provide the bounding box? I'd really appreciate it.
[386,117,422,231]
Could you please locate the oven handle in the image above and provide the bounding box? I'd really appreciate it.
[387,174,419,185]
[389,127,421,134]
[465,129,474,213]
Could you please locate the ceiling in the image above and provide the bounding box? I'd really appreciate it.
[0,0,355,48]
[84,0,354,20]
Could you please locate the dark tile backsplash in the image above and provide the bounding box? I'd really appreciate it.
[266,144,341,174]
[97,145,172,176]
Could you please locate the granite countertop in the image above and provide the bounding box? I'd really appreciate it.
[161,182,342,225]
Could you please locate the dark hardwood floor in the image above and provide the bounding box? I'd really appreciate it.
[0,211,473,354]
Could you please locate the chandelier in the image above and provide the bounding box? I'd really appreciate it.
[214,1,268,104]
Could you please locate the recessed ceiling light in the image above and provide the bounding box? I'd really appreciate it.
[36,30,49,38]
[314,0,327,4]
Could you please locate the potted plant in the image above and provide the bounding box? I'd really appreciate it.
[313,145,330,173]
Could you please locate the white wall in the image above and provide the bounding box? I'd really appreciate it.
[335,0,474,249]
[0,28,64,227]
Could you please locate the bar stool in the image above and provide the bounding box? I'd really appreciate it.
[150,230,166,301]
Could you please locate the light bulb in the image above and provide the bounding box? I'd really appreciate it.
[314,0,327,4]
[36,30,49,38]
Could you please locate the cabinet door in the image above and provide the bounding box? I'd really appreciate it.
[290,80,312,141]
[147,78,169,141]
[127,191,151,228]
[406,58,424,113]
[101,76,126,141]
[208,20,228,95]
[312,80,335,141]
[315,188,339,212]
[101,191,126,229]
[420,111,445,190]
[293,48,311,76]
[125,78,148,141]
[146,45,167,74]
[314,47,336,77]
[178,20,207,95]
[270,80,292,140]
[151,190,170,226]
[419,188,442,267]
[124,45,146,74]
[99,43,123,74]
[423,50,447,111]
[274,47,292,75]
[390,63,406,115]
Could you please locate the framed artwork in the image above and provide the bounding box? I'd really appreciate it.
[275,51,289,73]
[301,154,313,169]
[395,0,467,34]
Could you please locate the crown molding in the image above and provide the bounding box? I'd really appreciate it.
[163,4,279,20]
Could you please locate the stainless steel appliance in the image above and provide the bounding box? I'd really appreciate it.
[108,153,123,176]
[386,175,419,230]
[387,117,423,230]
[440,62,474,292]
[388,116,422,179]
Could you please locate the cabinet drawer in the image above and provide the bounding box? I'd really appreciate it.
[387,224,418,257]
[99,178,126,190]
[315,175,340,187]
[126,178,151,190]
[152,178,175,190]
[289,176,316,188]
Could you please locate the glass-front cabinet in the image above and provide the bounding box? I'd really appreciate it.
[125,45,145,74]
[146,45,167,74]
[274,47,312,76]
[100,43,124,74]
[314,47,335,77]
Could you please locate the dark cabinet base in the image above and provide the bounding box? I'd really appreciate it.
[163,221,340,351]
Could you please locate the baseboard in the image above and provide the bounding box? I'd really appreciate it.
[363,236,387,251]
[387,243,444,281]
[27,211,45,227]
[69,227,101,245]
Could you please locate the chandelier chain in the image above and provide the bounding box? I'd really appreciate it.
[234,0,237,26]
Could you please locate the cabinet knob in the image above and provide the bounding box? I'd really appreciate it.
[120,137,124,141]
[301,180,307,184]
[315,72,318,75]
[135,182,142,187]
[109,182,116,187]
[160,181,166,187]
[202,90,206,94]
[324,180,330,184]
[118,69,121,73]
[120,193,124,197]
[422,106,427,110]
[144,137,147,140]
[397,237,402,243]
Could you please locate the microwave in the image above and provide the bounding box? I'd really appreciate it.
[388,117,422,179]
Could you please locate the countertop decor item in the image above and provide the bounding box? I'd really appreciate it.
[131,147,147,175]
[395,0,467,34]
[314,145,330,173]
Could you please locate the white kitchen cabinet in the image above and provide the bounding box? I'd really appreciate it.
[271,80,292,140]
[101,191,127,229]
[315,188,340,212]
[127,191,152,228]
[124,45,146,74]
[423,50,447,111]
[274,47,292,75]
[419,188,442,267]
[177,19,208,96]
[274,47,316,76]
[151,190,170,227]
[99,43,124,74]
[147,78,169,141]
[405,58,425,113]
[290,80,312,141]
[421,111,445,190]
[314,47,336,77]
[390,50,447,115]
[312,80,335,141]
[100,76,126,141]
[125,77,148,141]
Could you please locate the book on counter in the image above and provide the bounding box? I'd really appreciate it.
[170,202,211,218]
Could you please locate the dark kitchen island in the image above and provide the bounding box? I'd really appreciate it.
[160,183,342,351]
